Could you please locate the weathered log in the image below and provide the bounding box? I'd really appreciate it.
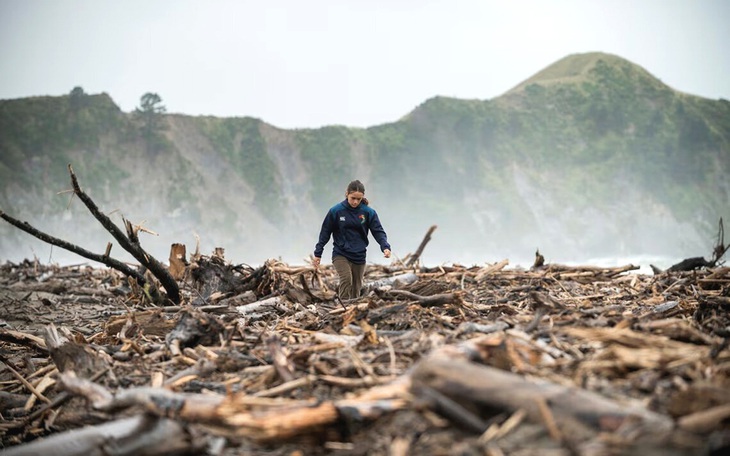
[57,371,408,442]
[0,414,194,456]
[384,289,463,307]
[363,273,418,292]
[410,354,675,445]
[236,296,288,316]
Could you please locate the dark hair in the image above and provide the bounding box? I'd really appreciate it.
[346,180,369,205]
[347,180,365,193]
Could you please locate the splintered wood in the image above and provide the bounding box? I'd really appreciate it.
[1,257,729,455]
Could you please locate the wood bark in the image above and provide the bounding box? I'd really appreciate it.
[54,371,407,443]
[384,289,463,307]
[168,243,187,280]
[0,414,193,456]
[410,354,675,444]
[363,273,418,292]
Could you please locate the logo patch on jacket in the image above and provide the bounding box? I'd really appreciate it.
[359,214,366,224]
[339,216,346,222]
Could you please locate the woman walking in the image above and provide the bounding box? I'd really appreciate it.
[313,180,391,299]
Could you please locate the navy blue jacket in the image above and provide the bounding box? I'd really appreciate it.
[314,200,391,264]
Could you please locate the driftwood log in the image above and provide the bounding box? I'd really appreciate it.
[0,164,180,305]
[1,415,194,456]
[411,355,676,446]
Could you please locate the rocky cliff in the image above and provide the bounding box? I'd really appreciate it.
[2,52,728,268]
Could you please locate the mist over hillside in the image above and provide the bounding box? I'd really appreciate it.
[1,52,728,270]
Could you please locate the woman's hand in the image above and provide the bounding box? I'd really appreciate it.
[313,257,321,267]
[383,249,391,258]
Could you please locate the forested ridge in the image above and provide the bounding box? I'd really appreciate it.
[1,52,728,267]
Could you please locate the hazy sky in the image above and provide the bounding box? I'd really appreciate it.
[1,0,728,129]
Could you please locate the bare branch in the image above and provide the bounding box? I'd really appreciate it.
[0,210,146,285]
[406,225,437,268]
[67,164,180,304]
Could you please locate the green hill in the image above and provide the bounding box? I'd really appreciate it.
[1,53,728,267]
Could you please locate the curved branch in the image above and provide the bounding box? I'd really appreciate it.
[67,164,180,304]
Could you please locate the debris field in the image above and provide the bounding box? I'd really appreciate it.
[1,253,729,456]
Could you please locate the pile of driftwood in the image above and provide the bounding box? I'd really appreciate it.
[1,253,729,456]
[1,165,730,455]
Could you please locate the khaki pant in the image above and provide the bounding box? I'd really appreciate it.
[332,256,366,300]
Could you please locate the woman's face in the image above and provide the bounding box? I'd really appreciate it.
[346,191,364,208]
